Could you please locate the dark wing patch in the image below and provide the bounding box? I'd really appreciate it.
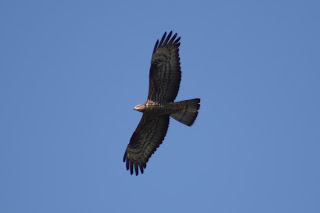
[148,31,181,103]
[123,114,170,175]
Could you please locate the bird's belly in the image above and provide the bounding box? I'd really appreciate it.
[145,102,178,115]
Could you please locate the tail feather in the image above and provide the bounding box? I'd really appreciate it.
[170,98,200,126]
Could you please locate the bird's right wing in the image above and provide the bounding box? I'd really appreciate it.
[123,114,170,175]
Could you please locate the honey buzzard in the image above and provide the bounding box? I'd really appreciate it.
[123,31,200,175]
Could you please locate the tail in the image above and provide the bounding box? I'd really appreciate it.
[170,98,200,126]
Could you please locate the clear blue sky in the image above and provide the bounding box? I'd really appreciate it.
[1,1,319,212]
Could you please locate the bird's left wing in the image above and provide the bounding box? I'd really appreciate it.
[123,114,170,175]
[148,31,181,103]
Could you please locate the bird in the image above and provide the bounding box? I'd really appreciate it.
[123,31,200,175]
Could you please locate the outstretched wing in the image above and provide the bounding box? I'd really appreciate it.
[148,31,181,103]
[123,114,170,175]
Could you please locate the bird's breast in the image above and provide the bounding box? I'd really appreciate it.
[144,101,178,115]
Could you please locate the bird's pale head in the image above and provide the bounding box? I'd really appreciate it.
[134,104,146,112]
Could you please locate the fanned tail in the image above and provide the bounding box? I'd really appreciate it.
[170,98,200,126]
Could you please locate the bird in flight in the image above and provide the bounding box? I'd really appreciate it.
[123,31,200,175]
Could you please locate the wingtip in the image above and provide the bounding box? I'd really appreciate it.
[153,40,159,53]
[153,31,181,54]
[130,161,134,175]
[134,164,139,176]
[124,154,146,176]
[164,31,173,44]
[159,32,167,46]
[123,151,127,162]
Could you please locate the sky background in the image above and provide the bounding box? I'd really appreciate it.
[1,1,319,213]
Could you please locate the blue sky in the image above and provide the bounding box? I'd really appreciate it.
[1,1,319,212]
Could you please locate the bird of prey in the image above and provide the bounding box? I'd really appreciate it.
[123,31,200,175]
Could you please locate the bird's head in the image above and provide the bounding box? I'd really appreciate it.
[134,104,146,112]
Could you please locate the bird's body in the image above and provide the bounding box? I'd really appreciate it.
[123,32,200,175]
[135,100,197,115]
